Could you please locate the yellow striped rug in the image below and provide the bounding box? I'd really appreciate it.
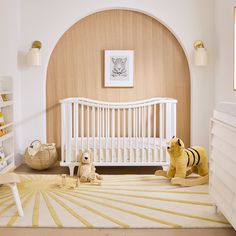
[0,174,230,228]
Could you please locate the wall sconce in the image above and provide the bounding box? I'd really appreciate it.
[26,40,42,66]
[193,40,208,66]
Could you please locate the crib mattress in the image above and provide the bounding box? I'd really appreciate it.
[63,137,168,164]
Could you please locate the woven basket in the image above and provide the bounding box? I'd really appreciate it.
[24,140,58,170]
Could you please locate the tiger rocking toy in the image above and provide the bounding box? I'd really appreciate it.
[155,137,209,186]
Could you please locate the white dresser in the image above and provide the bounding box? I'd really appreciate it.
[210,102,236,230]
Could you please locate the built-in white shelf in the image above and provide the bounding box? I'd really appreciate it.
[0,122,13,130]
[0,153,14,173]
[1,162,15,173]
[0,101,13,108]
[0,153,14,163]
[0,76,14,173]
[0,132,13,142]
[0,91,12,95]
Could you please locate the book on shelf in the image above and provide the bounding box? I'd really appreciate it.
[0,94,10,102]
[0,112,7,136]
[0,146,7,170]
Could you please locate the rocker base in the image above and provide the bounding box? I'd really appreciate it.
[155,170,209,187]
[171,175,209,187]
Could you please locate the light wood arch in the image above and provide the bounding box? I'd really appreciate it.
[46,9,190,150]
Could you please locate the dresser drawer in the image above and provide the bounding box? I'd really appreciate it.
[210,160,236,194]
[210,186,233,220]
[211,120,236,148]
[211,135,236,165]
[210,148,236,180]
[210,172,234,205]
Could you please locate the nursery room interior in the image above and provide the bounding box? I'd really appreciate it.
[1,0,236,235]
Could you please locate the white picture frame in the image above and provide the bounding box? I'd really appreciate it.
[104,50,134,87]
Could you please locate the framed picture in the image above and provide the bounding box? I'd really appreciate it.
[104,50,134,87]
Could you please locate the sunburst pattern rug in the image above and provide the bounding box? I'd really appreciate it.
[0,174,230,228]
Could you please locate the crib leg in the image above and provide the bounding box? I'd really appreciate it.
[162,165,169,171]
[68,165,75,176]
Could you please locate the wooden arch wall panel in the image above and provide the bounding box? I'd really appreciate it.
[46,10,190,149]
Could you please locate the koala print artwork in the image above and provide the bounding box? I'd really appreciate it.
[111,57,128,78]
[104,50,134,87]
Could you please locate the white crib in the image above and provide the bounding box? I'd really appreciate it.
[60,97,177,176]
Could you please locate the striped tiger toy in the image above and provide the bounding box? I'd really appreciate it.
[166,137,208,179]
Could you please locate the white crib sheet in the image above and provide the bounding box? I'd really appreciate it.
[63,137,168,164]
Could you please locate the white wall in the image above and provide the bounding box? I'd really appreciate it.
[4,0,215,163]
[214,0,236,104]
[19,0,215,157]
[0,0,22,165]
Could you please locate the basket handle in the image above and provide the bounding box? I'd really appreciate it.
[30,140,42,148]
[45,148,51,160]
[43,143,55,150]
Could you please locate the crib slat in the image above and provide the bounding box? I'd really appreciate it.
[153,104,157,162]
[139,107,141,138]
[102,108,105,138]
[99,108,102,162]
[123,109,126,163]
[133,108,136,137]
[138,107,141,162]
[133,108,136,162]
[148,105,151,163]
[117,109,120,163]
[61,103,65,163]
[66,103,72,163]
[112,108,115,162]
[128,108,132,162]
[103,107,106,162]
[105,108,108,162]
[172,103,177,137]
[144,106,146,137]
[167,103,176,164]
[165,102,171,163]
[74,103,78,162]
[96,108,99,162]
[159,103,164,162]
[142,107,145,162]
[108,108,110,138]
[135,108,138,162]
[87,106,90,150]
[97,108,99,137]
[108,108,110,161]
[166,102,172,142]
[92,106,95,157]
[81,104,84,152]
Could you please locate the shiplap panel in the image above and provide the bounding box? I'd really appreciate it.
[46,10,190,149]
